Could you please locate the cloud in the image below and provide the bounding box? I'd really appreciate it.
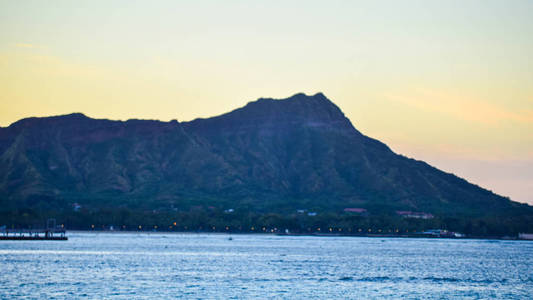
[14,43,37,48]
[12,43,47,50]
[385,88,533,125]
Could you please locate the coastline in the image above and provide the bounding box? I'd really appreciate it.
[62,230,530,241]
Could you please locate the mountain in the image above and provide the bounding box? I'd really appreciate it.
[0,93,531,224]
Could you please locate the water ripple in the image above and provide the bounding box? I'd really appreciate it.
[0,233,532,298]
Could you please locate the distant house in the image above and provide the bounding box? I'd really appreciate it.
[343,208,367,214]
[307,212,317,216]
[422,229,464,238]
[224,208,234,213]
[72,203,82,212]
[296,209,305,214]
[519,233,533,240]
[396,210,434,219]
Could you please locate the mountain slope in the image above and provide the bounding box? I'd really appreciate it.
[0,93,529,218]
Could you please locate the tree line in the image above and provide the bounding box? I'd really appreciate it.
[2,207,532,237]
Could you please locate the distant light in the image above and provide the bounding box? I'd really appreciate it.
[91,224,94,229]
[251,227,255,231]
[173,222,177,226]
[329,228,333,232]
[138,225,142,229]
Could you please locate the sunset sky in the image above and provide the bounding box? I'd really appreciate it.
[1,0,532,204]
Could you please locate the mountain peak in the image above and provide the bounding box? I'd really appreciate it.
[185,93,355,133]
[248,92,343,119]
[260,92,331,104]
[287,91,327,99]
[256,92,349,124]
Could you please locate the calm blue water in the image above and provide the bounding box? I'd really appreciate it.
[1,233,532,299]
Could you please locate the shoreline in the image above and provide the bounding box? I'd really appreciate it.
[63,230,530,241]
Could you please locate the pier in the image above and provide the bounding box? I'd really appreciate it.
[1,228,68,240]
[1,219,68,240]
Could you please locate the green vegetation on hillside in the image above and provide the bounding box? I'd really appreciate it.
[1,93,532,236]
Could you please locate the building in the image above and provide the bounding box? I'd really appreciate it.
[519,233,533,240]
[396,210,434,219]
[72,203,82,212]
[343,208,367,214]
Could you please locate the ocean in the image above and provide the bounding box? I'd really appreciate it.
[1,232,532,299]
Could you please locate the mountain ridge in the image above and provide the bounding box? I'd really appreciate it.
[0,93,530,222]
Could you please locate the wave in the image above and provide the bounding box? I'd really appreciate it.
[335,276,507,284]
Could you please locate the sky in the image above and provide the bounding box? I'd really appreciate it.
[0,0,532,204]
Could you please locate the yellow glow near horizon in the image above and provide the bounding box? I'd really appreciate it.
[0,1,532,203]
